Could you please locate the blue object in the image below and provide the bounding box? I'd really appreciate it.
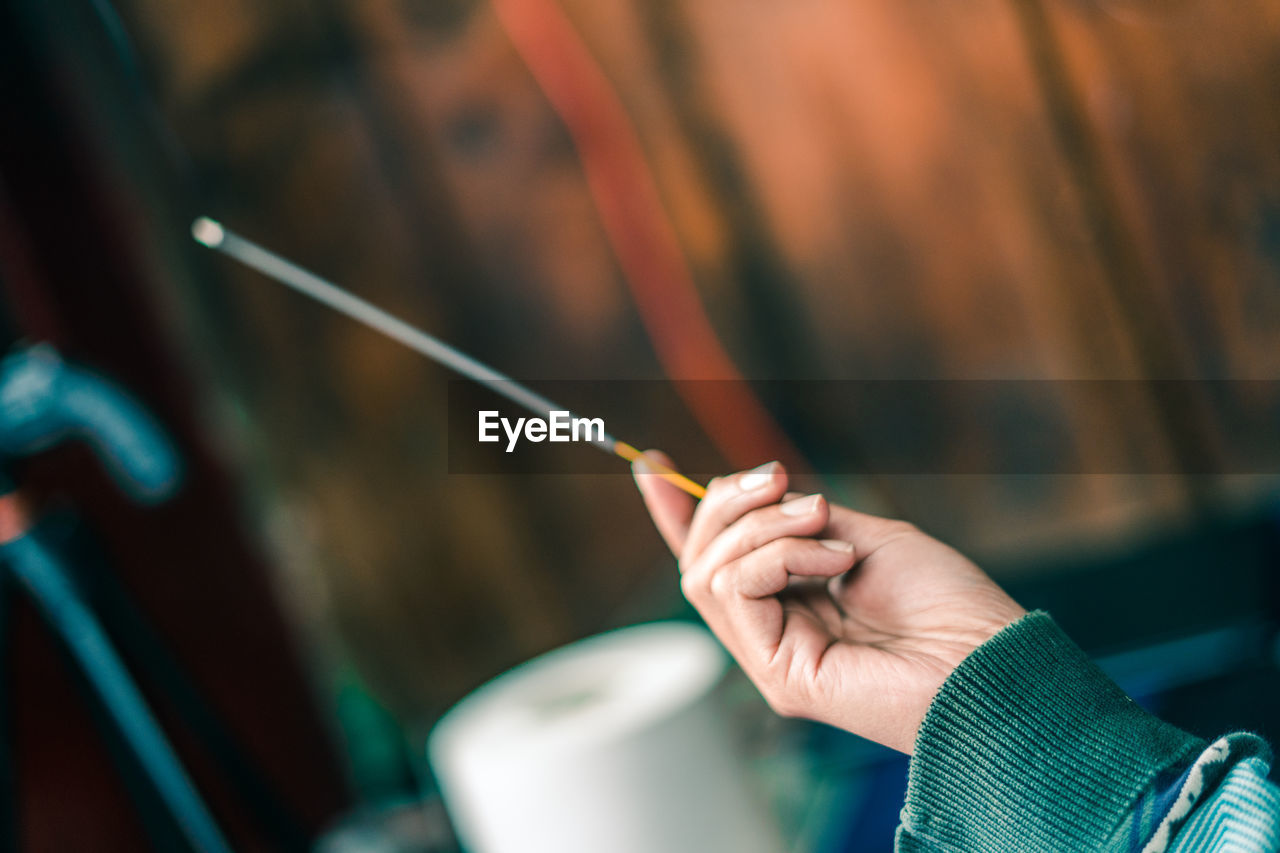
[0,344,180,500]
[0,343,227,851]
[2,532,231,853]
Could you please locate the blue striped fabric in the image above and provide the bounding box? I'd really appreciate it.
[1167,756,1279,852]
[1126,736,1280,852]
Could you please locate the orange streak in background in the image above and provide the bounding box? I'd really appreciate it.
[491,0,807,474]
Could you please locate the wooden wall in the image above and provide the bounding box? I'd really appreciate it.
[89,0,1280,719]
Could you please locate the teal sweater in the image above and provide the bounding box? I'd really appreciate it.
[897,611,1279,852]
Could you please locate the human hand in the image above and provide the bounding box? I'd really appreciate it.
[633,456,1025,753]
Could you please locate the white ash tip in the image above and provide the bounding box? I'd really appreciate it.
[191,216,225,248]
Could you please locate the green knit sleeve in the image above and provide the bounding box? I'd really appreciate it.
[895,611,1206,852]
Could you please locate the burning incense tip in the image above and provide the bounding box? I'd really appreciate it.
[191,217,226,248]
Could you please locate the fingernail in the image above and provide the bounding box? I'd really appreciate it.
[633,458,650,475]
[820,539,854,553]
[738,462,778,492]
[780,494,822,516]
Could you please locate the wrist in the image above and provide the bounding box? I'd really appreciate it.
[932,598,1028,679]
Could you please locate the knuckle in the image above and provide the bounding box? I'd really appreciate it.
[708,568,734,598]
[729,512,771,553]
[679,570,709,602]
[756,537,795,567]
[743,546,787,598]
[704,477,731,503]
[882,519,918,538]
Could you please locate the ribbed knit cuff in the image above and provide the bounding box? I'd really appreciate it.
[898,611,1205,853]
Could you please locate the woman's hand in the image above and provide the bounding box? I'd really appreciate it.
[634,456,1025,753]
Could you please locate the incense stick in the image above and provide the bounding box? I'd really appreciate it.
[191,217,707,500]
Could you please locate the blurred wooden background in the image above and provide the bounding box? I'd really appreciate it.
[48,0,1280,720]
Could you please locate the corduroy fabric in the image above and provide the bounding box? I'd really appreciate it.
[896,611,1205,852]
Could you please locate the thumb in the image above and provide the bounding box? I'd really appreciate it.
[631,449,696,558]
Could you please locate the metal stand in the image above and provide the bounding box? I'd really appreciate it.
[0,346,230,852]
[0,495,231,853]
